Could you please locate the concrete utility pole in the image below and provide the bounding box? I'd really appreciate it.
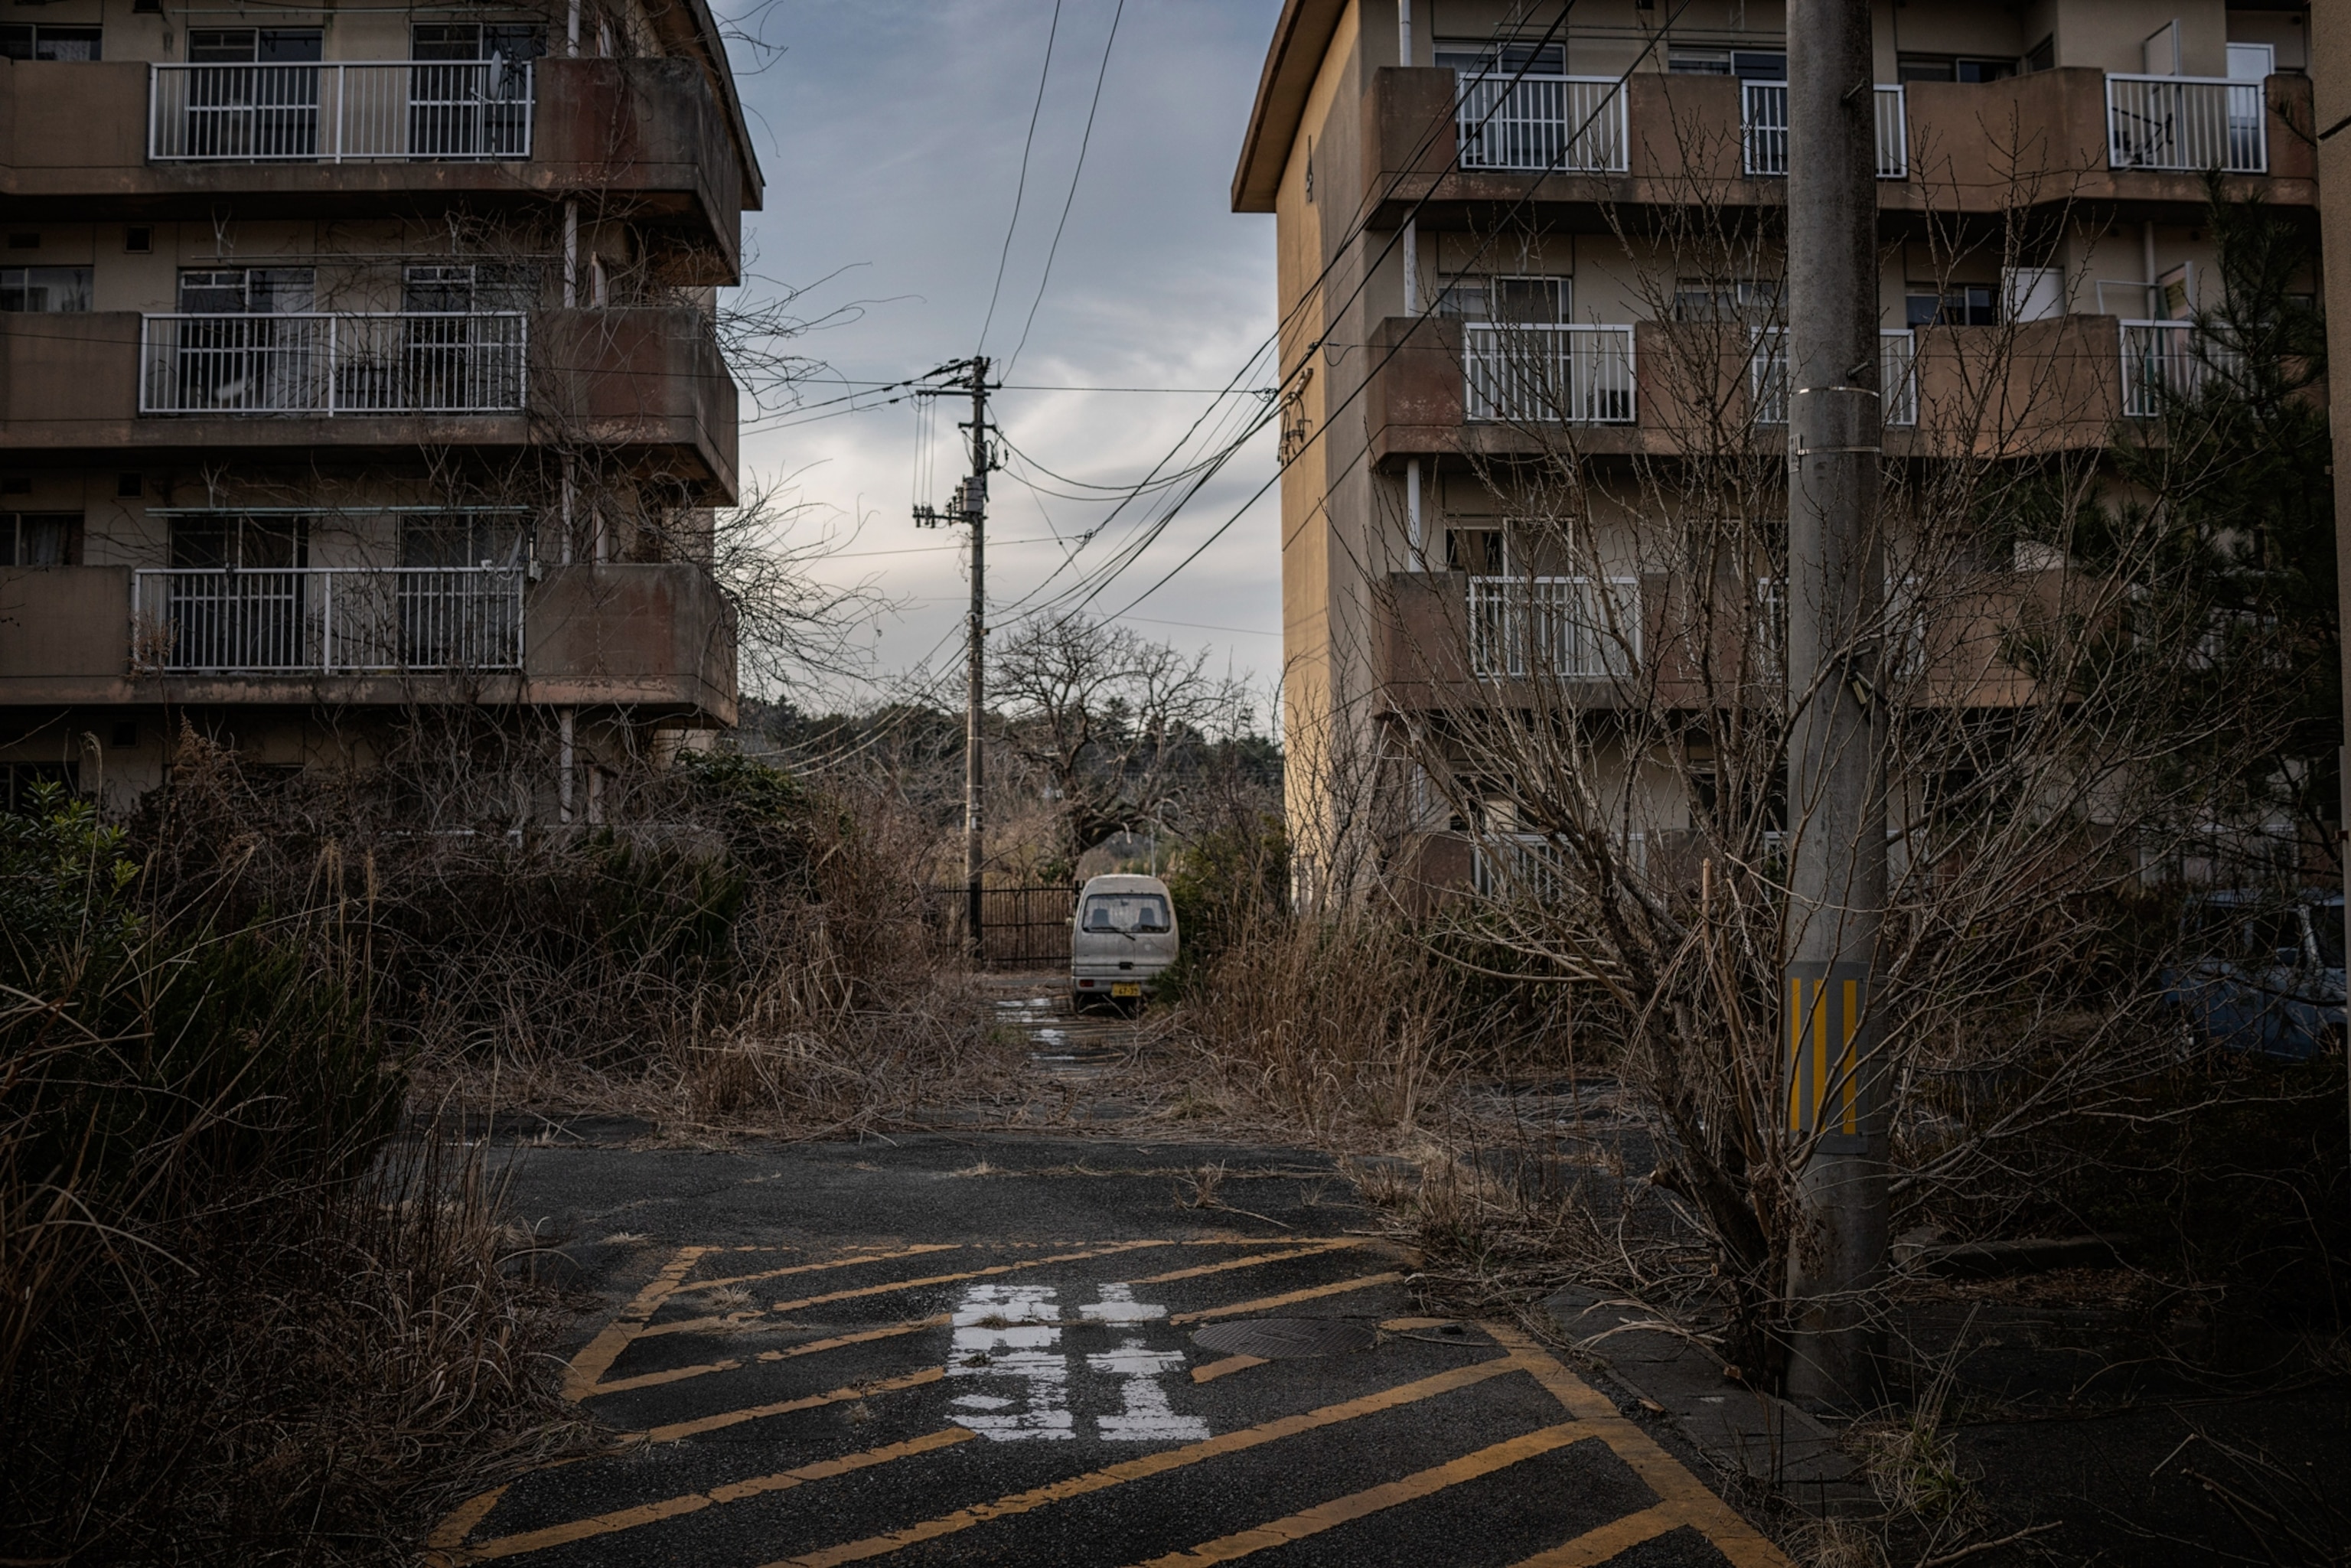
[917,358,994,959]
[964,359,990,960]
[1782,0,1890,1410]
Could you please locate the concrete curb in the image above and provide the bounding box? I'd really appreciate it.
[1542,1287,1877,1518]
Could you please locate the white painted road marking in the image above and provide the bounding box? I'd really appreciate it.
[1089,1339,1212,1442]
[950,1285,1074,1441]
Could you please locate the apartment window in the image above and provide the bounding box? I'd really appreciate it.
[1906,282,1997,328]
[0,25,102,60]
[170,514,305,569]
[2024,35,2055,74]
[0,266,92,313]
[186,28,321,61]
[1672,50,1785,79]
[178,266,315,313]
[1433,275,1488,319]
[1433,38,1564,78]
[400,513,527,569]
[1896,54,2017,84]
[412,23,546,63]
[1446,528,1505,574]
[1674,277,1779,321]
[2,513,77,566]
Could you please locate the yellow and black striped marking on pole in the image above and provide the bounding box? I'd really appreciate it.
[1784,963,1869,1136]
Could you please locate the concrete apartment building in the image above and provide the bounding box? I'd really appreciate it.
[1234,0,2315,898]
[0,0,756,815]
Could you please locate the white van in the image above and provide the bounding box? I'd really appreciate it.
[1070,873,1179,1009]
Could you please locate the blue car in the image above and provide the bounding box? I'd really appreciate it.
[2164,889,2347,1059]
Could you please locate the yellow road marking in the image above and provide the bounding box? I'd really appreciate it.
[761,1356,1526,1567]
[424,1485,509,1556]
[588,1316,951,1396]
[1127,1240,1368,1286]
[561,1245,717,1400]
[1484,1324,1790,1568]
[1169,1272,1405,1325]
[1189,1354,1267,1384]
[449,1428,975,1562]
[642,1366,944,1444]
[1129,1423,1592,1566]
[694,1244,966,1293]
[1504,1502,1682,1566]
[641,1240,1176,1340]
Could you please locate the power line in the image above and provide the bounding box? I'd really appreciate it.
[1003,0,1126,377]
[977,0,1065,356]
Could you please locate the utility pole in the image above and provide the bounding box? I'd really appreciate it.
[915,357,994,960]
[1782,0,1889,1410]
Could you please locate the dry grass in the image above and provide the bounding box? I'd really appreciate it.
[2,1130,584,1565]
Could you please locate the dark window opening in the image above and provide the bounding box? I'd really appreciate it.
[1906,282,1997,328]
[3,513,79,566]
[0,267,91,313]
[1898,54,2017,83]
[1433,38,1564,77]
[187,28,321,63]
[0,25,102,61]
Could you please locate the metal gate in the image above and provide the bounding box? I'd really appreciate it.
[931,884,1078,970]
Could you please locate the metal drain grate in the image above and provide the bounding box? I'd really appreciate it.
[1192,1318,1376,1359]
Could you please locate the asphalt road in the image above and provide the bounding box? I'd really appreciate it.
[424,1127,1789,1568]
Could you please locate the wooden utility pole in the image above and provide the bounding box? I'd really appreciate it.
[1782,0,1890,1410]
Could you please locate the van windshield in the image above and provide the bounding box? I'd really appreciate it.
[1082,894,1171,934]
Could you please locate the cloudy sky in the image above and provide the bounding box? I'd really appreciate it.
[717,0,1288,723]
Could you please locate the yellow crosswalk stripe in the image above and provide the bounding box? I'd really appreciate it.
[448,1428,975,1562]
[1126,1240,1370,1286]
[641,1366,944,1444]
[759,1355,1528,1567]
[639,1240,1176,1340]
[1168,1272,1404,1324]
[1127,1423,1591,1566]
[1504,1503,1683,1567]
[559,1245,716,1400]
[694,1244,967,1292]
[1483,1324,1790,1568]
[586,1316,949,1396]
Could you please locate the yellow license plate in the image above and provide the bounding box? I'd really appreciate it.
[1111,983,1142,998]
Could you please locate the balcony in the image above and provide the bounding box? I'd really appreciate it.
[1738,82,1908,178]
[0,57,755,275]
[1358,67,2312,227]
[1456,74,1627,172]
[1368,313,2128,464]
[2105,74,2266,174]
[0,562,736,723]
[1462,324,1634,424]
[149,60,533,162]
[1466,575,1639,679]
[140,312,527,416]
[2119,319,2240,418]
[132,566,523,673]
[1374,568,2062,718]
[0,306,738,501]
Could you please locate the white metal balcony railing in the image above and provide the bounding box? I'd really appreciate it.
[1472,830,1646,901]
[1456,73,1629,173]
[139,313,527,416]
[1742,82,1908,178]
[1466,575,1639,680]
[148,61,534,161]
[132,566,525,673]
[1463,323,1635,424]
[2119,319,2241,417]
[2105,74,2265,174]
[1750,328,1918,427]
